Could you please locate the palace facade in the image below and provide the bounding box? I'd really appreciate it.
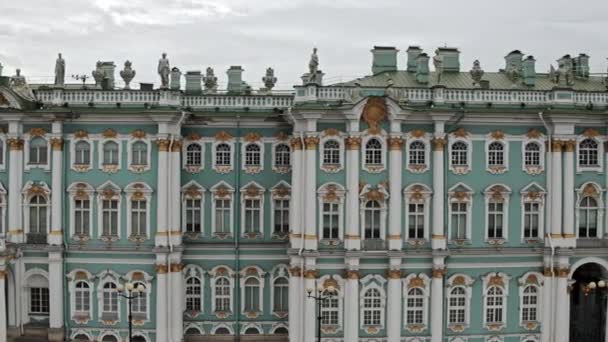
[0,46,608,342]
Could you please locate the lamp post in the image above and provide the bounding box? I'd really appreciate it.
[117,282,146,342]
[578,279,607,341]
[306,285,337,342]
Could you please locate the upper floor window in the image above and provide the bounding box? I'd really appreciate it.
[273,199,289,235]
[485,286,504,324]
[322,202,340,240]
[409,141,426,166]
[216,143,231,166]
[448,287,466,325]
[244,199,261,234]
[407,203,425,240]
[451,142,468,166]
[74,198,91,236]
[185,198,202,233]
[212,182,235,236]
[214,277,231,312]
[579,139,599,167]
[244,144,261,167]
[101,199,119,236]
[75,141,91,165]
[29,195,48,235]
[323,140,341,165]
[243,278,261,312]
[103,141,119,166]
[102,282,118,316]
[365,138,382,166]
[131,141,147,166]
[364,200,382,240]
[74,281,91,314]
[130,199,147,237]
[487,142,504,167]
[186,143,202,167]
[185,277,202,312]
[362,288,382,326]
[521,285,539,323]
[215,199,231,234]
[524,142,541,167]
[487,200,504,239]
[523,202,540,239]
[578,196,598,238]
[274,144,290,168]
[273,277,289,314]
[450,202,468,241]
[29,137,48,165]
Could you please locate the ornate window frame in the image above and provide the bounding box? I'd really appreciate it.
[67,182,95,241]
[240,181,265,239]
[127,130,151,173]
[518,272,543,331]
[67,269,94,324]
[70,131,93,172]
[181,180,205,238]
[405,130,431,173]
[212,131,235,174]
[22,181,51,238]
[211,324,234,335]
[211,181,234,238]
[183,137,205,175]
[317,182,346,244]
[272,140,291,174]
[448,128,472,174]
[446,274,475,332]
[209,265,235,318]
[361,131,387,173]
[241,132,264,174]
[270,181,291,240]
[98,129,122,173]
[575,182,604,238]
[22,268,50,322]
[482,272,510,331]
[522,130,545,175]
[576,128,604,173]
[483,184,511,244]
[70,330,94,341]
[96,181,122,241]
[316,275,345,334]
[239,266,266,318]
[359,274,387,333]
[402,273,430,333]
[125,182,153,241]
[0,182,6,236]
[319,129,345,173]
[125,270,153,323]
[485,131,509,174]
[24,128,51,171]
[359,183,389,242]
[520,183,546,243]
[183,265,205,317]
[96,270,122,324]
[403,183,432,245]
[270,264,289,318]
[447,183,474,244]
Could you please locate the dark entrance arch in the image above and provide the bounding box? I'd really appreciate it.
[570,262,607,341]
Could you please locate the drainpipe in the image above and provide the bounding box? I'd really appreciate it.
[235,114,242,339]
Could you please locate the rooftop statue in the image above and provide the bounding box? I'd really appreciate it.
[261,67,277,93]
[158,52,170,89]
[433,54,443,83]
[54,53,65,87]
[309,48,319,81]
[203,67,218,93]
[10,68,36,101]
[554,55,574,86]
[469,59,484,86]
[505,62,521,85]
[92,61,104,89]
[119,60,136,90]
[0,61,3,76]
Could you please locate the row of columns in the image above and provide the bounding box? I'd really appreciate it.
[549,140,576,245]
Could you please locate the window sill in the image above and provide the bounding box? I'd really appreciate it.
[100,313,118,325]
[244,311,261,318]
[521,321,540,330]
[72,164,91,172]
[242,232,262,239]
[449,239,471,246]
[407,164,428,173]
[273,311,288,318]
[406,238,427,246]
[405,323,426,332]
[320,239,342,246]
[72,234,91,242]
[362,325,382,334]
[128,235,148,243]
[321,164,342,173]
[129,164,149,173]
[485,322,505,331]
[448,323,467,332]
[72,314,91,324]
[486,238,506,245]
[213,232,233,240]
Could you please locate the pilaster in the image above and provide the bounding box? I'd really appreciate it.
[7,122,23,243]
[155,137,170,247]
[345,135,361,250]
[48,121,63,245]
[0,264,6,342]
[541,254,554,342]
[288,256,303,342]
[155,255,169,342]
[553,254,570,342]
[562,139,576,246]
[550,141,563,240]
[304,134,319,250]
[303,256,318,342]
[386,256,402,342]
[387,134,403,250]
[430,255,447,342]
[169,140,183,246]
[344,255,360,342]
[169,253,184,342]
[431,134,447,250]
[47,249,64,341]
[289,137,304,249]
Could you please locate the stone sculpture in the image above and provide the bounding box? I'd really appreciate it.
[308,48,319,82]
[203,67,218,93]
[119,60,136,90]
[262,67,277,93]
[54,53,65,87]
[92,61,104,89]
[10,69,36,101]
[469,59,484,85]
[555,56,574,86]
[505,62,521,85]
[158,53,170,89]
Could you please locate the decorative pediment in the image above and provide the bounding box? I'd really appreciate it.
[241,181,265,198]
[323,128,340,136]
[186,132,202,141]
[452,127,469,138]
[131,129,146,139]
[361,97,387,132]
[29,127,47,137]
[102,128,118,139]
[73,130,89,139]
[244,132,262,142]
[526,129,543,139]
[182,180,205,198]
[275,131,289,141]
[215,131,233,141]
[582,128,600,138]
[211,181,234,198]
[271,181,291,198]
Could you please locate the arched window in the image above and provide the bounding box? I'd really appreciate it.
[524,142,541,167]
[406,288,424,325]
[131,337,146,342]
[409,141,425,165]
[274,144,290,167]
[244,327,259,335]
[364,200,381,239]
[131,141,148,165]
[185,327,202,335]
[451,142,468,166]
[448,287,466,324]
[215,277,231,312]
[215,327,230,335]
[488,142,504,166]
[74,281,90,314]
[362,288,382,326]
[73,334,91,341]
[132,282,147,317]
[130,198,147,237]
[244,144,261,167]
[29,195,47,235]
[244,278,260,312]
[185,277,202,311]
[102,141,119,165]
[320,290,339,327]
[29,137,48,164]
[485,286,504,324]
[185,198,202,233]
[487,199,504,239]
[578,196,598,238]
[101,198,119,236]
[186,144,202,166]
[74,141,91,165]
[521,285,539,323]
[365,138,382,165]
[274,327,288,335]
[273,277,289,313]
[101,336,118,342]
[323,140,341,165]
[579,139,599,166]
[102,282,118,315]
[216,143,231,166]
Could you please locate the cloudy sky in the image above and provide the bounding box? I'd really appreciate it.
[1,0,607,89]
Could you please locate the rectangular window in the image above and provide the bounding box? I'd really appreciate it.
[244,285,260,312]
[244,199,261,233]
[448,295,465,324]
[321,297,339,326]
[74,199,90,236]
[408,203,425,239]
[215,199,231,233]
[30,287,49,314]
[273,199,289,234]
[523,202,540,238]
[322,202,339,240]
[131,199,147,237]
[102,199,119,236]
[450,202,467,240]
[487,201,504,239]
[185,199,202,233]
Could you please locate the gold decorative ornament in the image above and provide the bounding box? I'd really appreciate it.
[323,277,340,290]
[29,127,46,137]
[432,267,446,278]
[7,138,23,151]
[273,185,290,198]
[488,274,504,287]
[526,129,542,139]
[101,188,117,199]
[155,264,168,274]
[408,276,425,288]
[387,269,402,279]
[365,189,385,201]
[582,128,600,138]
[410,129,426,138]
[187,132,201,141]
[244,132,262,142]
[583,183,598,196]
[244,185,261,197]
[131,129,147,139]
[245,267,258,276]
[490,130,505,140]
[215,131,233,141]
[28,184,47,196]
[452,127,469,138]
[387,137,404,150]
[304,136,319,150]
[50,138,63,150]
[304,269,319,279]
[184,185,202,198]
[431,137,446,150]
[452,191,470,200]
[563,140,576,152]
[526,274,539,285]
[290,138,303,150]
[345,136,362,150]
[131,191,145,201]
[289,266,302,277]
[74,271,88,280]
[74,130,89,139]
[361,97,387,132]
[131,271,145,281]
[275,131,289,141]
[345,270,360,279]
[214,185,231,198]
[156,139,170,152]
[452,275,466,285]
[102,128,118,138]
[551,140,563,152]
[171,140,182,152]
[215,267,228,275]
[324,128,340,136]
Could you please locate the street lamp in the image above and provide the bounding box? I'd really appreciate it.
[582,278,607,295]
[306,285,337,342]
[117,282,146,341]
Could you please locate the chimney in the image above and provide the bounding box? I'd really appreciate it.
[100,61,116,89]
[170,67,182,91]
[227,66,245,94]
[574,53,590,78]
[184,71,202,95]
[504,50,523,71]
[434,47,460,73]
[371,46,398,75]
[522,56,536,87]
[415,53,430,84]
[406,46,422,72]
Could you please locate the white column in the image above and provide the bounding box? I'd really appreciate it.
[386,256,402,342]
[0,268,7,342]
[541,258,553,342]
[430,257,446,342]
[48,121,63,245]
[387,136,403,250]
[169,141,182,246]
[290,138,304,249]
[170,259,184,342]
[7,133,23,243]
[563,140,575,242]
[303,271,317,342]
[47,251,64,341]
[288,260,303,342]
[343,271,359,342]
[553,257,570,342]
[303,135,318,250]
[344,136,361,250]
[550,141,563,239]
[431,136,446,250]
[155,260,168,342]
[155,138,170,246]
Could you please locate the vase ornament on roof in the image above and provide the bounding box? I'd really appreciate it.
[92,61,104,89]
[261,67,277,94]
[203,67,218,94]
[469,59,484,86]
[120,61,136,90]
[552,55,574,86]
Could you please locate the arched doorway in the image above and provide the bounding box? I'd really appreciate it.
[570,262,607,341]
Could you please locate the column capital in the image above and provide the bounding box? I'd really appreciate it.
[6,138,23,151]
[303,269,319,279]
[550,140,564,152]
[170,139,183,152]
[50,138,64,151]
[304,136,319,150]
[344,270,360,280]
[387,137,404,150]
[288,266,302,277]
[432,266,447,278]
[345,136,362,150]
[387,269,402,279]
[155,264,168,274]
[169,263,184,272]
[563,140,576,152]
[290,137,303,150]
[156,139,171,152]
[0,270,6,279]
[431,137,447,151]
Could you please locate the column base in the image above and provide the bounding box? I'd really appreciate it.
[431,238,446,250]
[47,327,65,342]
[344,238,360,251]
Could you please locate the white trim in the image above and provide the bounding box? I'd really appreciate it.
[359,183,389,242]
[269,264,289,318]
[520,336,540,342]
[447,183,474,243]
[270,181,291,239]
[405,132,431,173]
[271,141,291,174]
[448,132,472,175]
[481,272,510,331]
[21,181,51,237]
[402,273,430,332]
[241,323,263,335]
[66,269,95,323]
[69,137,93,172]
[317,182,346,242]
[98,330,122,342]
[239,266,266,315]
[0,182,6,236]
[124,182,153,239]
[485,133,510,174]
[21,268,49,324]
[316,275,345,333]
[319,134,345,173]
[209,265,235,315]
[96,181,122,239]
[240,181,265,238]
[183,140,204,173]
[575,181,605,238]
[483,184,511,244]
[125,270,154,323]
[212,140,235,173]
[359,274,387,331]
[181,180,205,235]
[183,264,205,315]
[210,181,235,237]
[23,133,51,171]
[69,330,94,341]
[241,141,264,174]
[211,323,234,335]
[127,137,151,173]
[521,135,546,175]
[361,131,387,173]
[520,183,546,242]
[518,271,544,330]
[576,134,605,173]
[96,270,121,323]
[446,273,474,331]
[98,138,122,173]
[67,182,95,240]
[403,183,432,243]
